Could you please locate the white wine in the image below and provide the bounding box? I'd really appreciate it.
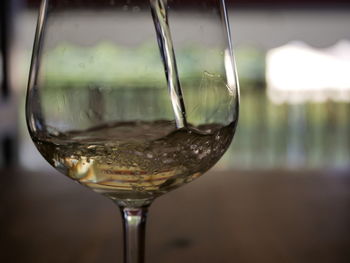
[34,120,235,204]
[150,0,187,128]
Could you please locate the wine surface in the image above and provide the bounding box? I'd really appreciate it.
[34,121,234,204]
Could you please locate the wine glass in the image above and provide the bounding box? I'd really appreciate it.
[26,0,239,262]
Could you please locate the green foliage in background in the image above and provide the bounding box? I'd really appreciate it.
[41,42,225,88]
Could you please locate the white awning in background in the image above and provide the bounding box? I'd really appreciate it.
[266,40,350,104]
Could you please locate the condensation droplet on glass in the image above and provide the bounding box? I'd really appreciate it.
[132,6,141,12]
[162,158,173,164]
[197,153,205,160]
[105,142,114,147]
[86,109,94,119]
[135,151,143,156]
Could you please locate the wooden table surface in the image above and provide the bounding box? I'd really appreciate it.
[1,168,350,263]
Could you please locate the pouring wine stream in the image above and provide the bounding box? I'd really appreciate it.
[150,0,187,129]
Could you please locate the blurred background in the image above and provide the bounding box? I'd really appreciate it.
[1,0,350,263]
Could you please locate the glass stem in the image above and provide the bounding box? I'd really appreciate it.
[120,206,149,263]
